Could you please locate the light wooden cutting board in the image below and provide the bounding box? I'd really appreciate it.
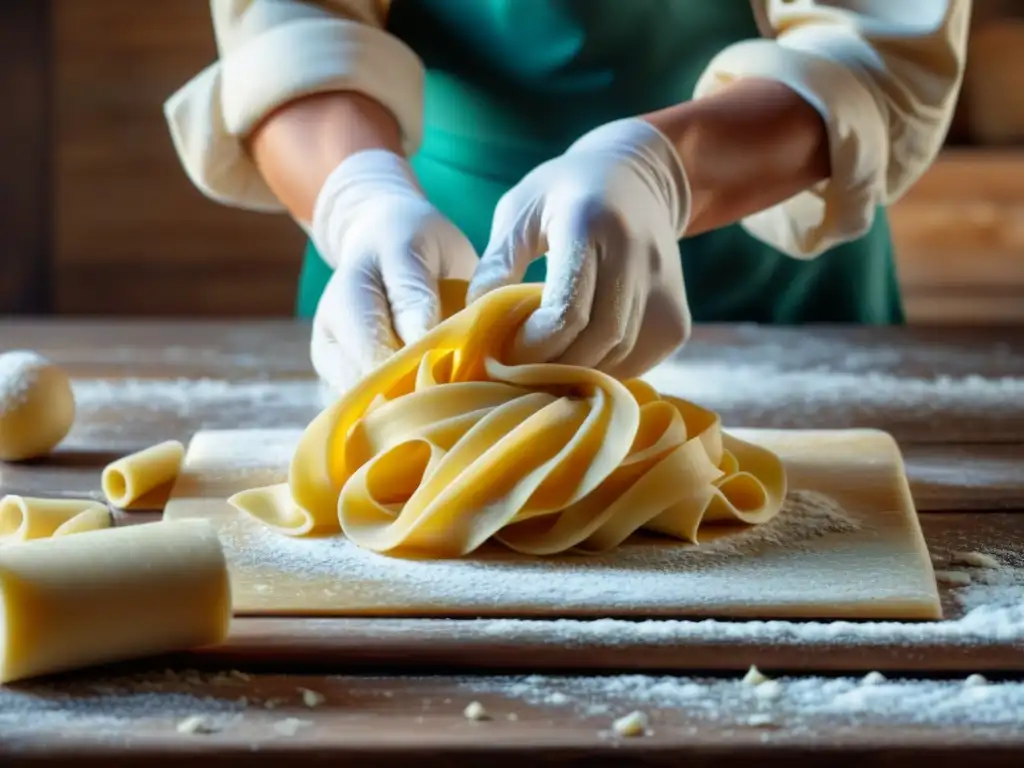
[164,427,942,621]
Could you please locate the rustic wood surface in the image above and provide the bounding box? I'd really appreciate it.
[0,320,1022,765]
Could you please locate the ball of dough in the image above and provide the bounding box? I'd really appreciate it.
[0,351,76,461]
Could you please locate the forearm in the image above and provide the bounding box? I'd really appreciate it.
[245,91,404,224]
[643,77,830,237]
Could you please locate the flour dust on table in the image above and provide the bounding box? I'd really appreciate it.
[468,550,1024,647]
[454,669,1024,731]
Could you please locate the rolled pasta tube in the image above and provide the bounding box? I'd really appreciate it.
[0,518,231,683]
[0,495,111,544]
[102,440,185,509]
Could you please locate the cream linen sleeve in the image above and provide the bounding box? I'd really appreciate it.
[695,0,971,258]
[163,0,420,212]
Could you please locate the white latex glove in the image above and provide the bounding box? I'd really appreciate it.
[468,118,693,380]
[310,149,478,395]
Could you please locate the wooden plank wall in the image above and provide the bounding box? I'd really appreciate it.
[0,0,1021,321]
[0,1,52,314]
[52,0,303,317]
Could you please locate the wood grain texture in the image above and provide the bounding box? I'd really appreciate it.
[0,0,51,314]
[51,0,303,316]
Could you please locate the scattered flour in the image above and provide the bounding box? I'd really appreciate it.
[57,326,1024,451]
[0,674,246,735]
[273,717,312,736]
[63,378,320,448]
[754,680,783,701]
[641,334,1024,437]
[455,672,1024,729]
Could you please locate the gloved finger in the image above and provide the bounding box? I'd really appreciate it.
[310,317,360,396]
[316,376,342,411]
[381,221,480,345]
[467,191,544,303]
[603,289,691,382]
[592,289,645,377]
[319,251,401,376]
[553,225,639,370]
[379,246,443,347]
[508,203,599,365]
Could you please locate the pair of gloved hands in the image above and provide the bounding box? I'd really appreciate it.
[310,117,693,394]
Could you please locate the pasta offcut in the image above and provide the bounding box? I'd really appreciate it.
[229,281,787,557]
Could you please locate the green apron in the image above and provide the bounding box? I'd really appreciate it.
[297,0,903,324]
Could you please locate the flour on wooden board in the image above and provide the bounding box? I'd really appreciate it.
[463,547,1024,647]
[220,545,1024,650]
[222,489,863,611]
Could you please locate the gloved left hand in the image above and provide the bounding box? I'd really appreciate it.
[467,117,693,380]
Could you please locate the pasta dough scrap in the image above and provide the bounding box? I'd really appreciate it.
[0,351,76,462]
[229,281,787,557]
[103,439,186,509]
[0,495,111,544]
[0,518,231,683]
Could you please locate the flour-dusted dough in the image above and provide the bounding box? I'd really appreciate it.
[103,440,186,509]
[612,710,650,737]
[0,518,231,683]
[0,495,111,544]
[228,281,787,558]
[0,351,76,462]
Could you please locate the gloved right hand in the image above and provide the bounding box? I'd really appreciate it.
[310,149,479,396]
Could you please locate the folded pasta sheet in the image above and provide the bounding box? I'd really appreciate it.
[230,281,787,557]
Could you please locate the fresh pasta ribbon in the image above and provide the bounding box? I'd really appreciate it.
[229,281,787,557]
[0,495,111,545]
[103,440,185,509]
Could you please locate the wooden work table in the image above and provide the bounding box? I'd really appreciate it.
[1,320,1022,766]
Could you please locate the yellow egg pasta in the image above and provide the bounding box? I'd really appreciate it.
[102,440,185,509]
[229,281,787,557]
[0,495,111,545]
[0,518,231,683]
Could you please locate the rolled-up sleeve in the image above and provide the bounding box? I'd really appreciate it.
[693,0,971,258]
[163,0,422,212]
